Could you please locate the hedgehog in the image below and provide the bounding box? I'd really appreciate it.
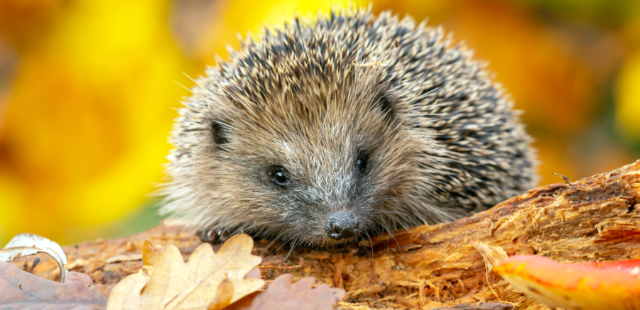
[159,8,538,247]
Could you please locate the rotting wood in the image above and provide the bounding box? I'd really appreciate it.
[10,159,640,309]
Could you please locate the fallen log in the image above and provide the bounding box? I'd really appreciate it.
[10,159,640,309]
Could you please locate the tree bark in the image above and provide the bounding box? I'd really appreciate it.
[12,159,640,309]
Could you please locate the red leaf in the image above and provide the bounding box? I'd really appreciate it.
[228,274,344,310]
[0,261,109,310]
[493,255,640,310]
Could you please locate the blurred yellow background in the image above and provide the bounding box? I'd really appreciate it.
[0,0,639,245]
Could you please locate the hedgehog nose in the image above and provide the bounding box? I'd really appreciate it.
[325,211,359,240]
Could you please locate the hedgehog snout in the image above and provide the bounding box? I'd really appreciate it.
[325,211,359,240]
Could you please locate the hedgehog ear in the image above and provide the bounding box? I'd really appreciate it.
[211,120,229,145]
[378,94,395,120]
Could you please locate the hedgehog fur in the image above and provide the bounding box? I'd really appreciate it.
[159,8,538,246]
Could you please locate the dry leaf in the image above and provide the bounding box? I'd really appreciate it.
[104,254,143,264]
[142,240,163,266]
[208,278,234,310]
[0,233,68,282]
[0,261,109,310]
[228,273,345,310]
[493,255,640,310]
[106,234,265,310]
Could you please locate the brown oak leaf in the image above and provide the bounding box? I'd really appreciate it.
[142,240,163,266]
[0,261,109,310]
[228,274,345,310]
[209,278,235,310]
[106,234,265,310]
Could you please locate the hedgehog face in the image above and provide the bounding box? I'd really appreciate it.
[213,90,414,246]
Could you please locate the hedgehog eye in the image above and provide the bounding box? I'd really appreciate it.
[270,166,290,187]
[211,120,229,145]
[355,155,368,173]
